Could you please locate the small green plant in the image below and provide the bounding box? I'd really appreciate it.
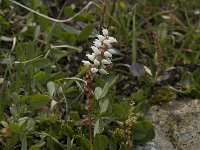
[181,70,200,98]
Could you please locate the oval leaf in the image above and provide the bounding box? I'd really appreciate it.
[30,94,50,109]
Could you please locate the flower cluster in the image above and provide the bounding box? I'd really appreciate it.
[82,28,117,74]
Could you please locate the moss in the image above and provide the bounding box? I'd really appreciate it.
[150,86,177,105]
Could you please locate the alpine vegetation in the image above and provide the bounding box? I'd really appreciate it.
[82,28,117,74]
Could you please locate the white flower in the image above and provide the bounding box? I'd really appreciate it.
[97,35,105,41]
[82,60,91,67]
[105,57,112,63]
[100,64,106,69]
[86,53,95,61]
[104,51,112,58]
[91,46,101,55]
[101,59,110,65]
[108,49,116,54]
[82,28,117,74]
[103,40,111,47]
[99,68,108,74]
[102,28,108,36]
[91,68,98,73]
[93,39,102,47]
[108,37,117,43]
[94,59,100,66]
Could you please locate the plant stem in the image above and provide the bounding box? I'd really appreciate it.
[132,4,137,64]
[151,31,162,80]
[85,74,94,150]
[100,0,109,32]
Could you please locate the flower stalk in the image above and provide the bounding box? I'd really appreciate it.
[85,74,94,150]
[124,102,137,150]
[82,28,117,150]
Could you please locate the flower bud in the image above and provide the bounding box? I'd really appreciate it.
[102,28,108,36]
[91,46,101,55]
[100,64,106,69]
[91,68,98,73]
[93,39,102,47]
[99,68,108,74]
[94,59,100,66]
[104,51,112,57]
[108,37,117,43]
[103,40,111,47]
[97,35,105,41]
[108,49,116,54]
[82,60,91,67]
[101,59,110,65]
[86,54,95,61]
[105,57,112,63]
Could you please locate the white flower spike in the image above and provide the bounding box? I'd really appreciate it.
[82,28,117,74]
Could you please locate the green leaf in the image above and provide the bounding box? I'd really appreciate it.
[94,135,108,150]
[132,120,155,143]
[112,102,130,119]
[181,72,194,88]
[94,119,104,136]
[100,82,109,99]
[69,111,80,121]
[60,23,81,35]
[26,118,35,131]
[108,136,117,150]
[47,81,56,97]
[29,146,41,150]
[30,94,50,109]
[28,58,51,69]
[157,22,168,44]
[77,138,90,150]
[95,87,103,100]
[99,98,109,113]
[50,48,72,61]
[4,134,19,150]
[9,123,20,133]
[19,133,27,150]
[95,82,109,100]
[49,72,65,81]
[34,25,40,40]
[63,125,74,137]
[34,71,46,82]
[15,42,37,60]
[193,70,200,84]
[50,100,58,111]
[78,24,94,41]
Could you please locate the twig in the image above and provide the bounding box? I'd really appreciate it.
[11,0,94,23]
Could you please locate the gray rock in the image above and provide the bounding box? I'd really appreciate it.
[137,99,200,150]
